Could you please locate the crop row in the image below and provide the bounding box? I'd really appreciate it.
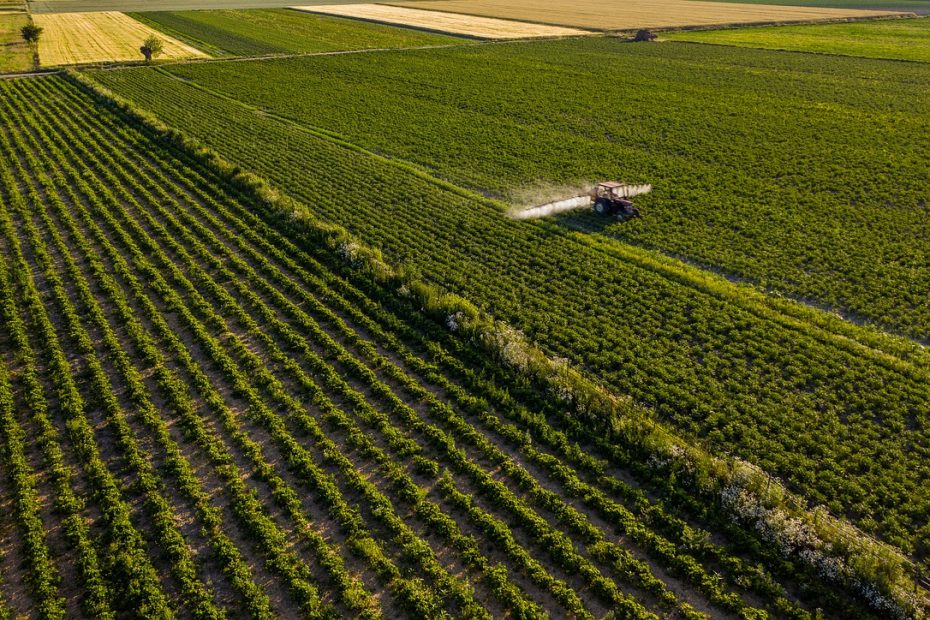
[0,169,175,615]
[2,82,421,619]
[0,232,113,619]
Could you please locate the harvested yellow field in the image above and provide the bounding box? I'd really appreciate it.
[392,0,902,31]
[33,11,208,67]
[292,3,589,38]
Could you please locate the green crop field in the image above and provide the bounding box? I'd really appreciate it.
[2,4,929,618]
[132,9,459,57]
[669,16,930,61]
[704,0,930,13]
[119,39,930,342]
[27,0,358,14]
[3,69,907,619]
[92,37,930,572]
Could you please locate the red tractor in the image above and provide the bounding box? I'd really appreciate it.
[591,181,648,220]
[509,181,652,221]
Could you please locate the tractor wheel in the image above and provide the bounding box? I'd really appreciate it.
[594,198,610,215]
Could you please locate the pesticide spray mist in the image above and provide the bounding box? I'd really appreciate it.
[508,182,652,221]
[509,195,592,220]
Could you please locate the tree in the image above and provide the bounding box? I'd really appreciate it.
[139,36,164,63]
[21,24,43,46]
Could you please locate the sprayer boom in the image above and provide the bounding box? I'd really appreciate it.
[511,181,651,221]
[596,182,652,199]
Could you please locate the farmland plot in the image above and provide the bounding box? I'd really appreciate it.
[669,16,930,61]
[32,11,207,66]
[293,4,589,38]
[394,0,903,30]
[28,0,359,13]
[133,8,458,57]
[0,72,889,618]
[94,43,930,571]
[0,11,31,72]
[704,0,930,14]
[143,38,930,342]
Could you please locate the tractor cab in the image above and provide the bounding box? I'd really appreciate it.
[592,182,641,220]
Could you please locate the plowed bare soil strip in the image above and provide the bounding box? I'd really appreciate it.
[391,0,903,30]
[293,4,589,38]
[33,11,208,67]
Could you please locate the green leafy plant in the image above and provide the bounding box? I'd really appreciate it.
[139,35,164,63]
[20,23,42,46]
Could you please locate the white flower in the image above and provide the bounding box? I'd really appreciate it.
[446,311,464,332]
[337,240,361,263]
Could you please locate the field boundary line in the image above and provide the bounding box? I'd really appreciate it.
[0,69,62,79]
[146,62,930,379]
[634,12,917,34]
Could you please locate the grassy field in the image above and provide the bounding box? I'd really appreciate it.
[668,16,930,61]
[704,0,930,13]
[28,0,361,13]
[0,11,31,73]
[394,0,902,29]
[93,37,930,570]
[33,11,207,66]
[133,8,458,57]
[0,70,902,619]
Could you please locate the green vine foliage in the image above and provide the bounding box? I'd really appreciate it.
[88,41,930,592]
[60,67,928,617]
[0,52,925,620]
